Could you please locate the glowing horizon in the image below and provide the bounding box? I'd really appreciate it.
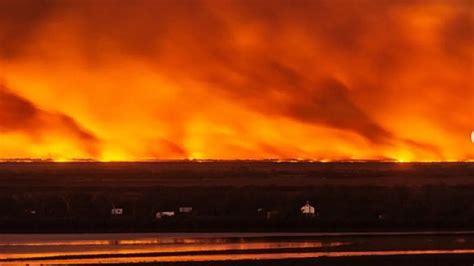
[1,0,473,162]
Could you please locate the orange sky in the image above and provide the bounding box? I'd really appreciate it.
[0,0,473,161]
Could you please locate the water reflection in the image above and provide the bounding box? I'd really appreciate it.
[0,241,349,259]
[1,232,473,264]
[0,233,350,261]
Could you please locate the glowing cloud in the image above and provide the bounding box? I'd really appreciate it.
[0,0,473,161]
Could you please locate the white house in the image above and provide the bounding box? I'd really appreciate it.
[111,208,123,216]
[156,211,175,220]
[300,201,315,216]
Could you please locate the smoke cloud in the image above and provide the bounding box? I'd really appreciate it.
[0,0,472,161]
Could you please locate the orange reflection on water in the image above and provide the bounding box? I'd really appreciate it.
[0,241,111,247]
[0,241,348,260]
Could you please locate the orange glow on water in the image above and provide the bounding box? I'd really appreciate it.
[0,0,472,161]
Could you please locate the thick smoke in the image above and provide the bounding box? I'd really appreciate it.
[0,86,99,158]
[0,0,472,161]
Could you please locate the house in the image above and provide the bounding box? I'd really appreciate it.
[111,208,123,216]
[156,211,175,220]
[300,201,315,217]
[25,209,37,215]
[179,207,192,213]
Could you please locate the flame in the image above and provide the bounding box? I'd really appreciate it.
[0,0,473,161]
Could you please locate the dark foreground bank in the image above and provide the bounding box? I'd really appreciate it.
[104,255,474,266]
[5,254,474,265]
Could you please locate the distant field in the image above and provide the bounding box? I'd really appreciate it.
[0,162,473,233]
[0,161,473,187]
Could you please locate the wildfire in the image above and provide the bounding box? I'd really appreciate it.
[0,0,472,161]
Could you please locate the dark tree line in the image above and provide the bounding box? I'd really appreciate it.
[0,185,473,232]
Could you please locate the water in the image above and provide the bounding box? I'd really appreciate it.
[1,232,474,264]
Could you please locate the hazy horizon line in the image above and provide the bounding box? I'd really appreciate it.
[1,158,473,164]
